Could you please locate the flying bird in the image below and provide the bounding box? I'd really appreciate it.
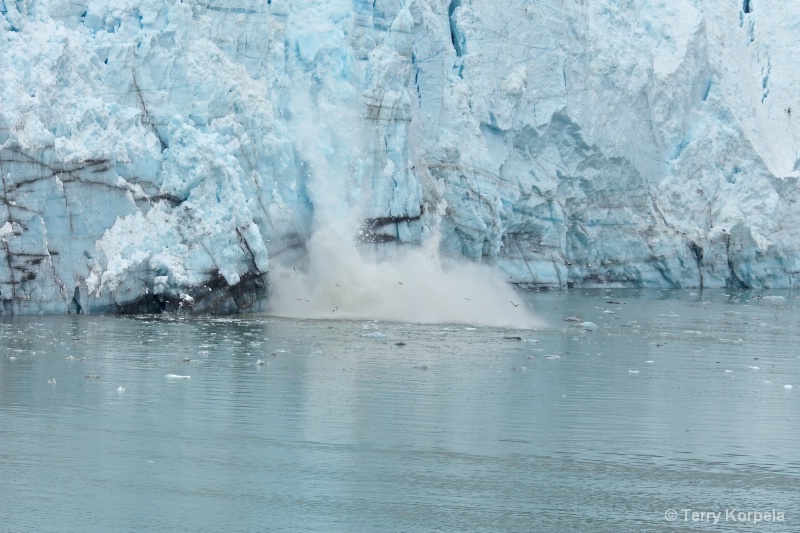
[510,301,519,307]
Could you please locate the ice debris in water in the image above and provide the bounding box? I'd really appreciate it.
[359,332,388,338]
[785,385,794,390]
[165,374,191,379]
[579,322,598,331]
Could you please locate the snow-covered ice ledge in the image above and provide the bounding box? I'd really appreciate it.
[1,0,799,314]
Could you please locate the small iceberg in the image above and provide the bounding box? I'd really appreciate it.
[579,322,598,331]
[359,332,387,338]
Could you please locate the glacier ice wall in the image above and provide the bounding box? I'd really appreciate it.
[1,0,799,314]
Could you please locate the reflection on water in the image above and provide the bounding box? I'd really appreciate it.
[1,289,799,532]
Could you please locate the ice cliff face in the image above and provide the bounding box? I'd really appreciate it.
[1,0,799,314]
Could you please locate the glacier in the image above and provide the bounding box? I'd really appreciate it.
[1,0,799,315]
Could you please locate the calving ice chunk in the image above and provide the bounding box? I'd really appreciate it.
[0,0,799,315]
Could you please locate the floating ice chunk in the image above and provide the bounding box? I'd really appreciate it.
[47,379,56,384]
[543,354,560,360]
[724,370,734,373]
[66,355,77,361]
[359,332,387,338]
[785,385,793,390]
[629,370,639,374]
[8,356,16,361]
[165,374,191,379]
[763,380,772,385]
[645,360,654,364]
[117,387,125,392]
[256,359,269,366]
[748,366,760,370]
[579,322,598,331]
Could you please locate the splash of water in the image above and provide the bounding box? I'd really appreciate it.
[269,229,544,329]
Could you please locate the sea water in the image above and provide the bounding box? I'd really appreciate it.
[1,289,799,532]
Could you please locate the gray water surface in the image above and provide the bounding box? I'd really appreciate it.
[1,290,799,532]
